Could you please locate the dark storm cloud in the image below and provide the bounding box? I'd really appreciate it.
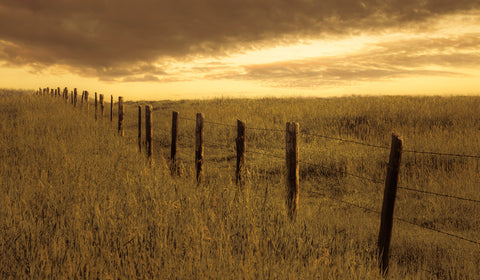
[0,0,479,80]
[211,33,480,87]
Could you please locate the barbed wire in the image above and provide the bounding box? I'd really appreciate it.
[178,116,196,122]
[394,216,480,246]
[246,149,284,160]
[204,120,237,129]
[247,126,284,133]
[315,190,480,246]
[301,130,390,150]
[176,116,480,160]
[398,186,480,204]
[299,159,384,185]
[204,141,234,151]
[403,149,480,160]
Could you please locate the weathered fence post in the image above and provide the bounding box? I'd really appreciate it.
[110,95,113,122]
[57,87,60,98]
[145,105,153,159]
[71,91,74,105]
[118,96,124,136]
[378,133,403,275]
[95,92,98,121]
[85,91,89,112]
[138,106,142,152]
[286,122,299,220]
[171,111,178,175]
[74,88,77,107]
[99,94,104,118]
[54,88,58,97]
[195,113,205,183]
[81,91,84,105]
[236,120,246,189]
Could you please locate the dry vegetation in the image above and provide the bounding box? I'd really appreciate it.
[1,89,480,279]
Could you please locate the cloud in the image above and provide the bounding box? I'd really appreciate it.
[208,33,480,87]
[0,0,479,81]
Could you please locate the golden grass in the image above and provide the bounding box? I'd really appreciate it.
[1,89,480,279]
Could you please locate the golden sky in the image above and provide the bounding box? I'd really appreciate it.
[0,1,479,100]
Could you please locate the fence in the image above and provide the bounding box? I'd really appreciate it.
[35,87,480,275]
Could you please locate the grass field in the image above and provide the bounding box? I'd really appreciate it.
[1,89,480,279]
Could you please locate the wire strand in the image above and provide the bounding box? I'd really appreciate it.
[246,150,284,160]
[395,217,480,246]
[403,149,480,159]
[398,186,480,204]
[318,191,480,246]
[301,130,390,150]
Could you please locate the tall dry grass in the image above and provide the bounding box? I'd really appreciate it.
[1,89,479,279]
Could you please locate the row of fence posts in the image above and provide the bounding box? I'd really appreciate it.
[36,88,402,275]
[132,106,402,275]
[37,87,117,125]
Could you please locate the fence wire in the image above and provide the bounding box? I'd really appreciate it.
[314,190,480,246]
[301,131,390,150]
[403,149,480,160]
[398,186,480,204]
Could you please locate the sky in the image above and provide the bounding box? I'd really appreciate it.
[0,0,479,100]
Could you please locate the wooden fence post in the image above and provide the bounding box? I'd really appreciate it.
[57,87,60,98]
[99,94,104,118]
[85,91,89,112]
[171,111,178,175]
[81,91,84,105]
[110,95,113,122]
[145,105,153,159]
[51,88,54,97]
[286,122,299,220]
[195,113,204,183]
[118,96,124,136]
[236,120,246,189]
[378,133,403,275]
[71,91,74,105]
[74,88,77,107]
[54,88,57,97]
[95,92,98,121]
[138,106,142,152]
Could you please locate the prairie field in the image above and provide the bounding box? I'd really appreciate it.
[1,89,480,279]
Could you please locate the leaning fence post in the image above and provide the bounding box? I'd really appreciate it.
[99,94,104,118]
[118,96,124,136]
[110,95,113,122]
[171,111,179,175]
[378,133,403,275]
[195,113,205,183]
[145,105,153,159]
[286,122,299,220]
[236,120,246,189]
[138,106,142,152]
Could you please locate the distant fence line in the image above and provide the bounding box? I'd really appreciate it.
[35,87,480,275]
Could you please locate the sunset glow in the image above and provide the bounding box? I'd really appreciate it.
[0,1,479,100]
